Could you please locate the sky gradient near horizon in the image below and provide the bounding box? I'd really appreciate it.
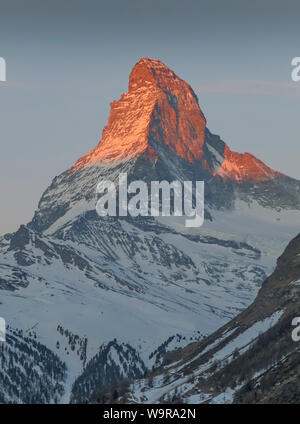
[0,0,300,234]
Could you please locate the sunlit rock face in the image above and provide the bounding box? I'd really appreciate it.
[71,57,282,183]
[217,145,281,182]
[71,58,206,168]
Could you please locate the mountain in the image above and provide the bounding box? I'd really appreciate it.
[1,58,300,403]
[117,231,300,404]
[28,58,298,234]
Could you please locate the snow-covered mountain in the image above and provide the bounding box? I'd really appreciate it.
[1,58,300,403]
[119,231,300,404]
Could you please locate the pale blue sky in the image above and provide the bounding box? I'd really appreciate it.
[0,0,300,234]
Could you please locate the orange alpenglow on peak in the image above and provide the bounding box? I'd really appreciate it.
[71,57,207,169]
[71,57,282,183]
[218,145,281,182]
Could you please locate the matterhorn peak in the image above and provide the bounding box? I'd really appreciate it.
[71,57,207,169]
[128,58,177,92]
[128,58,199,100]
[70,57,282,183]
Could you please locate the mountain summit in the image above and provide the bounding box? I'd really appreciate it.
[72,58,207,168]
[28,58,300,234]
[71,58,280,182]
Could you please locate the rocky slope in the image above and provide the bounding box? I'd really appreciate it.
[117,232,300,404]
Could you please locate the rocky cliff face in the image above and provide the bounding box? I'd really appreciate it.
[71,58,207,168]
[71,57,280,182]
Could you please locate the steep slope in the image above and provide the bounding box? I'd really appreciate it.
[0,58,300,403]
[71,58,207,167]
[120,232,300,404]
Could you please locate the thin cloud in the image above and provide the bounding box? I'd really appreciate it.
[196,79,300,97]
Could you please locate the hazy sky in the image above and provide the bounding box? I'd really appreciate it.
[0,0,300,234]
